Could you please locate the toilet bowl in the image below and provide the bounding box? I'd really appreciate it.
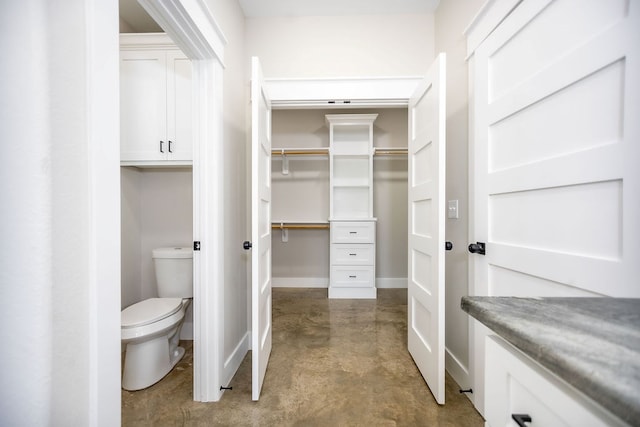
[121,246,193,391]
[121,298,191,391]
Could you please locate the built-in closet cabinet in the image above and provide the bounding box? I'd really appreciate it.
[120,34,192,166]
[327,114,377,299]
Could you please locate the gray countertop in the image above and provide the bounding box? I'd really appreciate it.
[461,296,640,426]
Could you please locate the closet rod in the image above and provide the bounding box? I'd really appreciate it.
[271,223,330,230]
[373,148,408,155]
[271,148,329,156]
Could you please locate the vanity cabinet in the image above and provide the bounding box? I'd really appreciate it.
[327,114,377,299]
[485,335,627,427]
[120,34,192,166]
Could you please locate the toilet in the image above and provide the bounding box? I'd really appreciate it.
[121,247,193,391]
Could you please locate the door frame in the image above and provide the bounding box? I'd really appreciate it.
[137,0,227,402]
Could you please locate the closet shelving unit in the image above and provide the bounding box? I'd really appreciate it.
[326,114,378,299]
[270,117,407,297]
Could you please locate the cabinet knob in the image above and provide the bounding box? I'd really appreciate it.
[511,414,532,427]
[445,241,453,251]
[243,241,252,250]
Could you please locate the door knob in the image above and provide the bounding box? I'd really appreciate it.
[468,242,485,255]
[243,241,252,250]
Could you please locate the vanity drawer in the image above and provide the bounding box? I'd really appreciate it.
[485,335,624,427]
[330,244,374,266]
[330,266,374,288]
[331,221,375,243]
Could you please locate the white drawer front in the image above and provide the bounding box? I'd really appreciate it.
[331,244,374,266]
[331,221,375,243]
[330,266,374,288]
[486,336,622,427]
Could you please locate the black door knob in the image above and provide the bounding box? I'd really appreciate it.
[468,242,486,255]
[243,241,252,250]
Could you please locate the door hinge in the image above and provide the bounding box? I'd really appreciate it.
[194,241,201,251]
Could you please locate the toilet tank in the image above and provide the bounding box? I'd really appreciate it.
[152,247,193,298]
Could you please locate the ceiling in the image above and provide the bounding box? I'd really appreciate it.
[119,0,440,32]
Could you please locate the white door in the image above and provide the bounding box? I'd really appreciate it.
[407,53,447,405]
[250,57,273,401]
[469,0,640,412]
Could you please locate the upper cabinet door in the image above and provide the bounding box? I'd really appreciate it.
[120,50,167,162]
[166,51,193,162]
[407,53,447,405]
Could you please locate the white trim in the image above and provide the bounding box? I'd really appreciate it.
[88,0,121,424]
[272,277,408,289]
[137,0,227,403]
[272,277,329,288]
[445,347,471,395]
[221,332,250,388]
[464,0,522,59]
[376,278,407,289]
[266,77,422,108]
[138,0,227,64]
[119,33,179,50]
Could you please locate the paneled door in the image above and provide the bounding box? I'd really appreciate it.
[251,56,273,401]
[469,0,640,412]
[407,53,447,405]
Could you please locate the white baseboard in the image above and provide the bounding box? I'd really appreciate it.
[445,347,471,392]
[376,278,407,288]
[221,332,250,387]
[272,277,408,289]
[272,277,328,288]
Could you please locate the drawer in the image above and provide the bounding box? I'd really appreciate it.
[330,244,374,266]
[330,266,374,288]
[485,335,623,427]
[331,221,375,243]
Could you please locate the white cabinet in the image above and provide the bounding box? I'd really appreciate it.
[485,335,627,427]
[120,34,192,166]
[327,114,377,299]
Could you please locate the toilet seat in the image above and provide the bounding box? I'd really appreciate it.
[122,298,183,329]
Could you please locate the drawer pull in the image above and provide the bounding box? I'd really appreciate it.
[349,275,357,278]
[349,231,357,234]
[511,414,532,427]
[349,253,357,256]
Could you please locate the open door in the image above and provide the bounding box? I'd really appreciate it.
[250,57,272,401]
[407,53,446,405]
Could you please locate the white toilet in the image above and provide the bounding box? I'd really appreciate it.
[121,247,193,391]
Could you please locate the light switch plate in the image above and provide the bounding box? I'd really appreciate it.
[448,200,459,219]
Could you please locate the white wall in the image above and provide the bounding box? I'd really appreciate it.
[245,14,435,79]
[204,0,251,386]
[434,0,487,389]
[1,0,121,425]
[120,167,194,336]
[271,108,408,286]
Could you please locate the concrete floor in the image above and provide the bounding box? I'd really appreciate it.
[122,288,484,426]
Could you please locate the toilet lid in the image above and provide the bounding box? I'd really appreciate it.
[121,298,183,328]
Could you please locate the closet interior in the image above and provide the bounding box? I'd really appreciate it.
[271,108,409,295]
